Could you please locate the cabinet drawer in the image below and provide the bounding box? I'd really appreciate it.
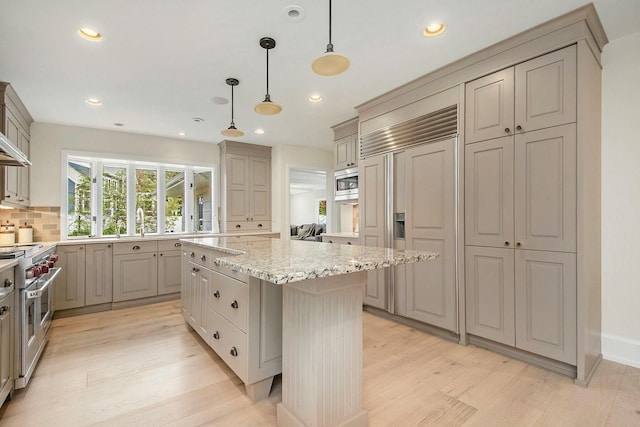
[323,236,358,245]
[226,221,270,232]
[210,270,248,332]
[113,241,158,255]
[158,239,183,252]
[184,246,213,269]
[209,310,248,382]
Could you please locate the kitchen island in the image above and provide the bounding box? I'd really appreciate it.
[181,236,437,427]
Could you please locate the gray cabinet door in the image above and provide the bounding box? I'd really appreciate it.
[514,124,576,252]
[405,139,456,331]
[18,129,29,205]
[181,250,190,317]
[335,136,351,170]
[85,243,113,306]
[515,250,576,364]
[112,253,158,302]
[359,155,386,309]
[226,154,250,222]
[249,156,271,221]
[0,292,13,401]
[465,136,514,248]
[3,109,20,201]
[55,245,86,310]
[514,45,576,133]
[158,250,182,295]
[465,246,515,346]
[465,68,514,144]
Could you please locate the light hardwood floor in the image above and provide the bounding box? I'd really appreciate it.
[1,300,638,426]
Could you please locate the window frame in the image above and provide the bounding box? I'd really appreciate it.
[61,151,218,240]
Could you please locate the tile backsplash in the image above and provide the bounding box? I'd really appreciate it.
[0,206,61,242]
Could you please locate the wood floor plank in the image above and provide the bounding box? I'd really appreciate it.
[1,301,638,426]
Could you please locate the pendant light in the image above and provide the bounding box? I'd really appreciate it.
[254,37,282,115]
[221,78,244,137]
[312,0,350,76]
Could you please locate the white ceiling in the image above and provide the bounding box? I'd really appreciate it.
[1,1,638,151]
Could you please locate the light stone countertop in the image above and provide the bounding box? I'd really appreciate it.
[180,236,438,285]
[320,232,359,239]
[56,230,278,245]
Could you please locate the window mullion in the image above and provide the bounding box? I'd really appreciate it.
[127,165,135,236]
[158,166,165,234]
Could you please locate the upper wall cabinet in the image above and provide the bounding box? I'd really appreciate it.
[332,117,359,170]
[465,45,576,144]
[0,82,32,207]
[219,141,272,233]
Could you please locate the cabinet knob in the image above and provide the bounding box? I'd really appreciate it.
[329,240,333,243]
[231,300,239,309]
[212,331,220,340]
[213,290,220,298]
[516,242,522,247]
[347,241,352,245]
[504,127,510,133]
[5,195,10,198]
[258,224,263,228]
[250,217,253,221]
[174,242,182,247]
[192,267,200,273]
[153,253,156,257]
[505,241,510,246]
[190,252,195,258]
[107,244,111,248]
[230,347,238,357]
[200,255,206,262]
[4,278,12,288]
[516,125,522,131]
[160,253,163,256]
[235,224,241,228]
[133,245,140,250]
[0,306,8,315]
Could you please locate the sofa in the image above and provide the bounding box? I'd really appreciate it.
[290,223,325,242]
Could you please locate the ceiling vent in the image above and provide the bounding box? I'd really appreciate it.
[360,104,458,159]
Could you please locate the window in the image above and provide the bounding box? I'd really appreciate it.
[63,155,215,239]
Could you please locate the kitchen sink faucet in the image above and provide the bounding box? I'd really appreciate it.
[136,207,145,237]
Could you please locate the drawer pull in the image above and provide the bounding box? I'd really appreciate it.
[258,224,263,228]
[0,306,9,315]
[174,242,182,247]
[235,224,241,228]
[213,290,220,298]
[230,300,239,309]
[192,267,200,273]
[133,245,141,250]
[347,241,352,245]
[200,255,206,262]
[4,279,12,288]
[190,252,195,258]
[230,347,238,357]
[212,331,220,340]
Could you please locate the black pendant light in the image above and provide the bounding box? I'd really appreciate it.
[312,0,350,76]
[221,78,244,137]
[254,37,282,115]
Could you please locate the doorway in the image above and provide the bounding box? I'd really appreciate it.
[289,168,328,230]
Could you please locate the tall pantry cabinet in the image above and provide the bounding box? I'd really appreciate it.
[219,141,271,233]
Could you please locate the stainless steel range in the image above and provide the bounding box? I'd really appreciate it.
[0,244,61,389]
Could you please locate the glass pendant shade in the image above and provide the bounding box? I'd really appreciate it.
[313,0,349,76]
[255,37,282,115]
[221,77,244,137]
[312,49,350,76]
[254,95,282,115]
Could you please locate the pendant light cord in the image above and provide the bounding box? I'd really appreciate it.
[266,48,270,97]
[329,0,332,45]
[230,84,235,125]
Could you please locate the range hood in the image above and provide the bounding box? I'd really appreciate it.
[0,131,30,167]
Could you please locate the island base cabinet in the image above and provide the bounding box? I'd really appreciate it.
[181,243,282,402]
[278,271,368,427]
[0,290,14,407]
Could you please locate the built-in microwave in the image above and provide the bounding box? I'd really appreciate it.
[335,167,358,203]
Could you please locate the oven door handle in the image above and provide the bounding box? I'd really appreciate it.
[26,267,61,300]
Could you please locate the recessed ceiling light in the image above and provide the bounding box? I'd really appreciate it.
[209,96,228,105]
[178,131,187,136]
[78,28,102,41]
[113,123,125,127]
[85,98,103,106]
[254,128,265,134]
[192,117,204,123]
[309,94,323,103]
[423,23,446,37]
[283,5,305,22]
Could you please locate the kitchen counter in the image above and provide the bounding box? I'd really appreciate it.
[181,236,435,285]
[55,230,279,245]
[180,236,437,426]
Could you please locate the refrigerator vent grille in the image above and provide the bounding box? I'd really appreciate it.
[359,104,457,159]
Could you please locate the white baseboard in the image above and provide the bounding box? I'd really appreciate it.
[602,333,640,369]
